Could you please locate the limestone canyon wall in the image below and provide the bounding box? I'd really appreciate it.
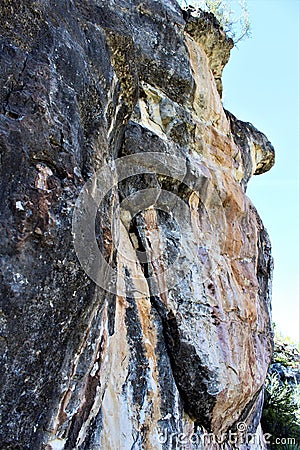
[0,1,275,449]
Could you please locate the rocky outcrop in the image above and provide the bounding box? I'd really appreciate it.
[0,1,274,449]
[183,7,234,96]
[226,110,275,189]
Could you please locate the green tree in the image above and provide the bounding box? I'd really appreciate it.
[262,372,300,449]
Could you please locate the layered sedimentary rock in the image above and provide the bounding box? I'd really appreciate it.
[0,1,275,449]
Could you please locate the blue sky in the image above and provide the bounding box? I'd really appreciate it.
[222,0,299,343]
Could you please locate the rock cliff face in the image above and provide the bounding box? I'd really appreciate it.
[0,1,275,449]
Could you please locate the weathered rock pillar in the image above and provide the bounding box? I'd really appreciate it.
[0,1,274,448]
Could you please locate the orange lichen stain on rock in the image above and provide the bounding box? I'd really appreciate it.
[189,191,201,245]
[135,297,162,445]
[99,294,133,450]
[205,126,237,168]
[143,207,168,305]
[185,36,229,134]
[138,210,166,439]
[114,213,163,446]
[211,331,263,434]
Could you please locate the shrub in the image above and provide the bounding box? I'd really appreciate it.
[262,364,300,448]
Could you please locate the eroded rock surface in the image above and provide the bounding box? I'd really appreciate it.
[0,1,274,449]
